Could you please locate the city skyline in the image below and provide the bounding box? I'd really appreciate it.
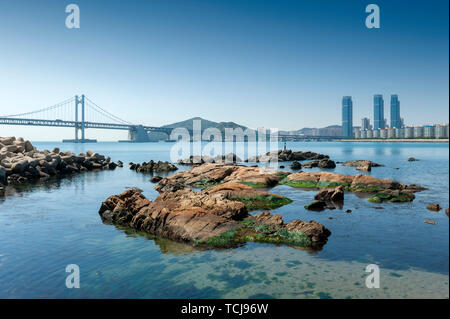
[0,0,448,141]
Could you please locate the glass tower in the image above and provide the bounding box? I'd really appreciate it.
[374,94,384,130]
[390,95,401,128]
[342,96,353,137]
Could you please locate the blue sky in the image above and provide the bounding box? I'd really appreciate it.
[0,0,448,141]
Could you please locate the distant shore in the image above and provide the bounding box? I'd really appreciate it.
[339,139,449,143]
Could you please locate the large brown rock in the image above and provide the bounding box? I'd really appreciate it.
[99,189,330,247]
[155,163,289,192]
[314,185,344,202]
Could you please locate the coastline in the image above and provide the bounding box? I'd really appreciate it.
[339,139,449,143]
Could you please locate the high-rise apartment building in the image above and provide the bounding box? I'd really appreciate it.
[342,96,353,137]
[390,95,401,128]
[374,94,385,130]
[361,117,371,131]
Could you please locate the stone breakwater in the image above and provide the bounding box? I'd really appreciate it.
[0,136,119,188]
[98,187,330,249]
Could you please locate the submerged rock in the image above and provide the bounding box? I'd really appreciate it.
[98,189,330,249]
[408,157,419,162]
[424,219,437,225]
[304,200,327,211]
[343,160,384,172]
[426,203,442,212]
[155,163,290,192]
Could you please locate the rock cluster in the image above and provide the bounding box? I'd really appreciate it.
[342,160,384,172]
[98,188,330,248]
[177,153,242,165]
[245,149,329,163]
[282,171,425,202]
[155,163,290,192]
[1,136,118,187]
[129,160,178,173]
[302,158,336,169]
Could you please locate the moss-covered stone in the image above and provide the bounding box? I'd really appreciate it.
[229,195,293,210]
[368,191,415,203]
[197,220,312,248]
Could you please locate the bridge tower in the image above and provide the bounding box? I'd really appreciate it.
[70,94,93,143]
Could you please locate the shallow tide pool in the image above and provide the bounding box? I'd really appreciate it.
[0,141,448,298]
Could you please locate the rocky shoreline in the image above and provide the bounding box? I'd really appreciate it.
[1,136,120,194]
[98,156,432,250]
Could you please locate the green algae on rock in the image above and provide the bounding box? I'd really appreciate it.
[281,171,425,203]
[99,188,329,250]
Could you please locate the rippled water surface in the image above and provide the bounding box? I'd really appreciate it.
[0,141,448,298]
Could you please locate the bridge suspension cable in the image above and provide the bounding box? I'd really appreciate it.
[84,96,134,125]
[0,96,76,119]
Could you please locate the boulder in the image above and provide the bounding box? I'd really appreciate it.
[302,160,319,168]
[408,157,419,162]
[314,185,344,202]
[290,161,302,170]
[304,201,327,211]
[426,203,442,212]
[424,219,437,225]
[318,159,336,169]
[150,176,163,183]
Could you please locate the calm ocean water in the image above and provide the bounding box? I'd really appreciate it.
[0,141,448,298]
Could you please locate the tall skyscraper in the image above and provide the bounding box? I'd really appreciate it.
[390,95,401,128]
[374,94,385,130]
[361,117,371,130]
[342,96,353,137]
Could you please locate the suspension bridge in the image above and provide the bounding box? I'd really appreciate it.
[0,95,345,142]
[0,95,172,142]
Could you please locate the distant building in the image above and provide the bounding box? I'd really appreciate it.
[342,96,353,137]
[414,126,424,138]
[379,128,387,139]
[435,124,449,138]
[354,130,361,139]
[423,125,435,138]
[404,127,414,138]
[395,128,404,138]
[373,129,380,138]
[387,128,395,139]
[390,95,402,129]
[366,130,373,138]
[374,94,385,130]
[361,117,371,131]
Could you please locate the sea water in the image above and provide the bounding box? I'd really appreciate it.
[0,141,448,298]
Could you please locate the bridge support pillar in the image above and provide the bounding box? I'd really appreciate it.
[73,94,88,143]
[128,125,150,142]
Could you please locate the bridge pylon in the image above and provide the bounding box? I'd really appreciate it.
[62,94,96,143]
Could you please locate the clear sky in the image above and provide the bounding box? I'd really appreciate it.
[0,0,448,141]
